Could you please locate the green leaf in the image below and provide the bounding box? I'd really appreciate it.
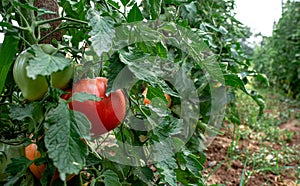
[120,0,130,6]
[45,100,90,181]
[4,156,32,186]
[156,42,168,58]
[133,167,155,185]
[70,92,102,102]
[218,26,228,35]
[224,74,248,94]
[185,154,203,177]
[87,9,115,58]
[250,92,265,119]
[179,2,197,24]
[146,0,162,20]
[127,3,143,22]
[106,55,130,94]
[146,86,168,105]
[119,50,179,97]
[73,111,92,140]
[172,137,185,152]
[9,103,43,123]
[26,45,71,80]
[0,34,19,94]
[59,0,88,20]
[102,170,122,186]
[4,156,31,175]
[13,1,56,16]
[224,74,265,117]
[108,0,121,9]
[254,73,269,86]
[156,158,178,186]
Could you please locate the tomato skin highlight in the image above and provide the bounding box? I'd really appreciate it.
[64,77,127,136]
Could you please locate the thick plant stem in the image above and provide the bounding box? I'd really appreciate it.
[12,0,37,45]
[34,0,61,44]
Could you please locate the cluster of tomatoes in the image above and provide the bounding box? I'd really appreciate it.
[13,44,127,182]
[13,44,172,182]
[14,44,128,136]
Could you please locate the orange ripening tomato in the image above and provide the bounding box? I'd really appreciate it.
[143,97,151,105]
[62,77,127,137]
[25,143,46,180]
[164,93,172,108]
[142,88,172,108]
[25,140,75,183]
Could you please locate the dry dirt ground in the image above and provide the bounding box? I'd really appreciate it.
[202,118,300,186]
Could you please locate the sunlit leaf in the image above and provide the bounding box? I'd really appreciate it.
[127,3,143,22]
[87,9,115,58]
[26,45,71,79]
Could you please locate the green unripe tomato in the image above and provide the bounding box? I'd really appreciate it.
[13,44,73,101]
[40,43,56,54]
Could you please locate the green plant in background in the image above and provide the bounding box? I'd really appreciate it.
[253,0,300,99]
[224,87,300,184]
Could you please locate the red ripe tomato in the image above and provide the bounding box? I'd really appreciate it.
[63,77,127,136]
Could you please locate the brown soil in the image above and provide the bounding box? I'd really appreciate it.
[202,119,300,186]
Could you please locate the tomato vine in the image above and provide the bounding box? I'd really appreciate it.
[0,0,263,185]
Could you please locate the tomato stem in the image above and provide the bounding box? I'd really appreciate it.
[11,0,38,45]
[36,17,88,26]
[129,95,149,117]
[11,1,31,29]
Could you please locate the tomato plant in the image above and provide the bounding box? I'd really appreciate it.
[0,0,264,185]
[253,1,300,98]
[63,77,127,136]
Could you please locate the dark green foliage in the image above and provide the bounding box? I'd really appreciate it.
[0,0,261,185]
[253,1,300,98]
